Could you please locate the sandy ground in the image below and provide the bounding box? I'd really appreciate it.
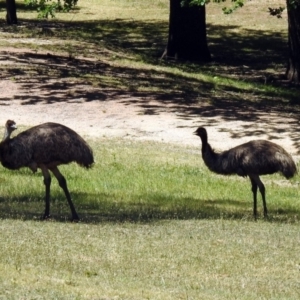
[0,51,299,156]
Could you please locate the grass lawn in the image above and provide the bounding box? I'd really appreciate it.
[1,218,300,299]
[0,139,299,299]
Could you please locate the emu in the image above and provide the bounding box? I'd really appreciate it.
[0,120,94,221]
[194,127,297,219]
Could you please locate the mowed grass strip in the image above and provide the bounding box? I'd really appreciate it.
[0,219,300,299]
[0,139,299,299]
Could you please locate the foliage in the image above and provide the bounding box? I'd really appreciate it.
[269,0,300,18]
[181,0,244,14]
[289,0,300,8]
[182,0,300,15]
[221,0,244,14]
[268,6,286,18]
[24,0,78,18]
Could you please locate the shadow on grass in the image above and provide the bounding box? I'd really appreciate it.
[0,192,298,224]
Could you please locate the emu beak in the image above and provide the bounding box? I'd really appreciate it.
[193,130,197,135]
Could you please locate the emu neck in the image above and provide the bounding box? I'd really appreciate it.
[199,134,208,154]
[2,128,10,142]
[202,142,217,159]
[200,136,221,174]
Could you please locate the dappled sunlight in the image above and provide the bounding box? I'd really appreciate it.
[0,3,299,154]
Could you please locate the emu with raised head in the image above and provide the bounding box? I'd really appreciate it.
[194,127,297,219]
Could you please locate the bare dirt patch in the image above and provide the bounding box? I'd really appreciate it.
[0,48,299,158]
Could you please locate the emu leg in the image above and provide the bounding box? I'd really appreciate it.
[250,177,258,220]
[51,166,79,221]
[257,176,267,217]
[250,175,267,218]
[40,165,51,219]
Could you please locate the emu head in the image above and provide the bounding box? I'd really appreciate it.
[194,127,209,145]
[194,127,207,138]
[6,120,17,134]
[2,120,17,142]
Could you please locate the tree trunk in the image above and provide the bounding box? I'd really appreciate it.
[6,0,18,25]
[286,1,300,84]
[163,0,211,62]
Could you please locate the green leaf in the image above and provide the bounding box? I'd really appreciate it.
[24,0,78,18]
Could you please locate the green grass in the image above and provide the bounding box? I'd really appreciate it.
[1,138,299,223]
[0,139,300,299]
[1,219,300,299]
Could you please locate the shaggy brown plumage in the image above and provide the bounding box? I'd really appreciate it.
[0,121,94,221]
[194,127,297,219]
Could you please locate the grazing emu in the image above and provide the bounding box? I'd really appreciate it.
[194,127,297,219]
[0,121,94,221]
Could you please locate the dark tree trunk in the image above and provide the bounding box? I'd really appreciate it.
[6,0,18,25]
[163,0,211,62]
[286,1,300,84]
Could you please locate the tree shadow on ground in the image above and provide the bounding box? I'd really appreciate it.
[0,17,291,79]
[0,18,300,150]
